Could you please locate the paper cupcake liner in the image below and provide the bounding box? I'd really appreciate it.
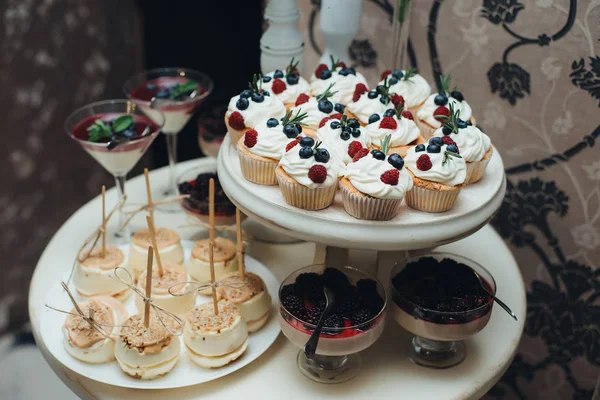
[225,117,245,145]
[340,183,401,221]
[237,142,278,185]
[405,184,461,213]
[276,169,337,210]
[465,155,491,184]
[414,119,437,140]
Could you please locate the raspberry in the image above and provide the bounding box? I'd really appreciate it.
[352,148,369,162]
[380,169,400,186]
[295,93,310,106]
[401,110,414,120]
[379,116,398,130]
[308,165,327,184]
[433,106,450,121]
[229,111,245,131]
[380,69,392,80]
[271,78,287,95]
[337,61,348,69]
[416,154,432,171]
[352,83,368,102]
[347,141,363,158]
[314,64,328,79]
[442,136,457,146]
[286,138,300,152]
[318,113,343,128]
[243,129,258,148]
[391,94,404,107]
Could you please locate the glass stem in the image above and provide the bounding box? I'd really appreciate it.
[114,174,130,238]
[165,133,178,196]
[391,0,413,70]
[307,354,349,371]
[414,336,454,353]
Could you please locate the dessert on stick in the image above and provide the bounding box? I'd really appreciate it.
[261,58,310,107]
[316,115,371,164]
[364,102,424,157]
[309,57,368,105]
[378,68,431,112]
[289,83,344,133]
[347,77,404,126]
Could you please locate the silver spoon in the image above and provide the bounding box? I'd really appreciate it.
[304,286,336,359]
[471,269,518,321]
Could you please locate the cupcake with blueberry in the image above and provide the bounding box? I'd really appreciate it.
[404,137,467,213]
[310,57,368,105]
[289,83,345,134]
[238,109,308,185]
[341,135,413,220]
[365,102,424,158]
[261,58,310,109]
[434,104,492,184]
[378,68,431,112]
[276,140,343,210]
[225,74,286,145]
[316,115,370,164]
[346,77,404,126]
[415,75,475,140]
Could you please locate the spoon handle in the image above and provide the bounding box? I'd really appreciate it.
[304,287,335,358]
[491,294,518,321]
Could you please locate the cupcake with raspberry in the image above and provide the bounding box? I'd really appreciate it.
[261,58,310,108]
[365,102,424,158]
[433,104,492,184]
[316,115,371,164]
[238,109,308,185]
[309,57,368,105]
[289,83,345,134]
[276,140,343,210]
[378,68,431,112]
[225,74,286,144]
[415,75,475,140]
[341,135,413,220]
[346,78,404,126]
[404,137,467,213]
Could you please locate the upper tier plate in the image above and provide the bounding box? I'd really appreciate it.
[218,136,506,250]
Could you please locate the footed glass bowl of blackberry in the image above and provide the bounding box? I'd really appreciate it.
[177,166,237,225]
[278,264,386,384]
[390,253,496,369]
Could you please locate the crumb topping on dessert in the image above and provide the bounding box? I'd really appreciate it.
[186,301,241,333]
[191,237,236,262]
[78,246,125,270]
[137,263,188,295]
[218,272,265,304]
[65,299,113,348]
[120,314,173,351]
[132,227,180,249]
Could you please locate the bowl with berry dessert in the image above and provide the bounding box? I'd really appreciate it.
[390,253,496,369]
[197,105,228,158]
[278,265,386,383]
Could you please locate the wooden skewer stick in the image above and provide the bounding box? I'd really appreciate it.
[209,241,218,315]
[144,246,154,328]
[88,307,95,321]
[101,185,106,257]
[144,168,154,221]
[209,178,218,315]
[145,214,164,276]
[236,208,245,280]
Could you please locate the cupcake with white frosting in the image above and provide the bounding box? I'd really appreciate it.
[378,68,431,111]
[341,135,413,220]
[310,57,368,105]
[289,83,345,133]
[316,115,370,164]
[261,58,310,108]
[364,103,424,157]
[432,104,492,183]
[346,78,404,126]
[404,137,467,212]
[237,109,309,185]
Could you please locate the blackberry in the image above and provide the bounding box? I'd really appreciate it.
[352,308,375,326]
[306,306,325,325]
[296,273,324,302]
[338,296,360,318]
[178,181,193,195]
[280,283,298,298]
[281,294,305,318]
[323,314,344,329]
[322,267,350,291]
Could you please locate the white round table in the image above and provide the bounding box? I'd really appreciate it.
[29,158,526,400]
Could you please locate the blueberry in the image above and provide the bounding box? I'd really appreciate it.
[347,119,360,128]
[266,118,279,128]
[236,97,249,110]
[389,77,399,85]
[286,75,299,85]
[314,148,330,163]
[334,103,345,113]
[121,128,137,138]
[392,69,404,79]
[442,125,452,135]
[415,144,426,152]
[430,137,443,145]
[367,91,378,99]
[240,89,253,99]
[273,70,284,79]
[466,119,473,126]
[351,128,361,138]
[340,130,351,141]
[388,153,404,170]
[457,119,467,129]
[379,96,389,105]
[320,70,332,80]
[383,109,395,117]
[338,69,349,76]
[446,144,459,153]
[300,136,315,147]
[347,68,356,75]
[251,92,264,103]
[262,90,270,96]
[427,144,441,153]
[368,114,380,124]
[283,124,299,138]
[263,76,272,83]
[434,93,448,106]
[330,121,341,129]
[450,90,464,102]
[295,123,303,133]
[318,99,334,114]
[146,83,157,90]
[299,146,313,159]
[156,90,169,99]
[371,150,385,160]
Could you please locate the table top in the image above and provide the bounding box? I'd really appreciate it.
[29,158,526,400]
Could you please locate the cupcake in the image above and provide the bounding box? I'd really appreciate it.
[415,75,475,139]
[364,103,424,157]
[261,58,310,108]
[341,135,413,220]
[289,83,344,134]
[237,109,309,185]
[432,104,492,184]
[276,140,343,210]
[309,57,368,105]
[316,115,370,164]
[346,78,404,126]
[378,68,431,112]
[404,137,467,212]
[225,74,286,144]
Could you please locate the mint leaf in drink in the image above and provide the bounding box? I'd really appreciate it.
[87,120,112,142]
[170,80,198,99]
[112,115,134,133]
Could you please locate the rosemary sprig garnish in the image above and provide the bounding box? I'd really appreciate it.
[439,74,458,94]
[402,68,417,82]
[329,54,341,71]
[286,57,300,76]
[442,149,463,166]
[313,140,323,155]
[248,74,263,93]
[281,109,308,126]
[393,101,405,120]
[380,134,392,155]
[437,103,461,134]
[316,82,338,101]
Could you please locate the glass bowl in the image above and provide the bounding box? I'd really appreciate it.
[390,252,496,369]
[197,105,227,158]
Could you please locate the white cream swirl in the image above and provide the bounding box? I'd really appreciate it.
[310,67,368,105]
[242,121,292,160]
[347,95,391,124]
[289,97,333,130]
[316,120,371,164]
[279,145,343,189]
[262,73,310,104]
[416,94,473,129]
[344,154,413,199]
[404,144,467,186]
[433,125,491,162]
[365,115,421,147]
[379,71,431,108]
[226,93,286,129]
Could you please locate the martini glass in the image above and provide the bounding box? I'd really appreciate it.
[65,99,163,239]
[124,68,213,212]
